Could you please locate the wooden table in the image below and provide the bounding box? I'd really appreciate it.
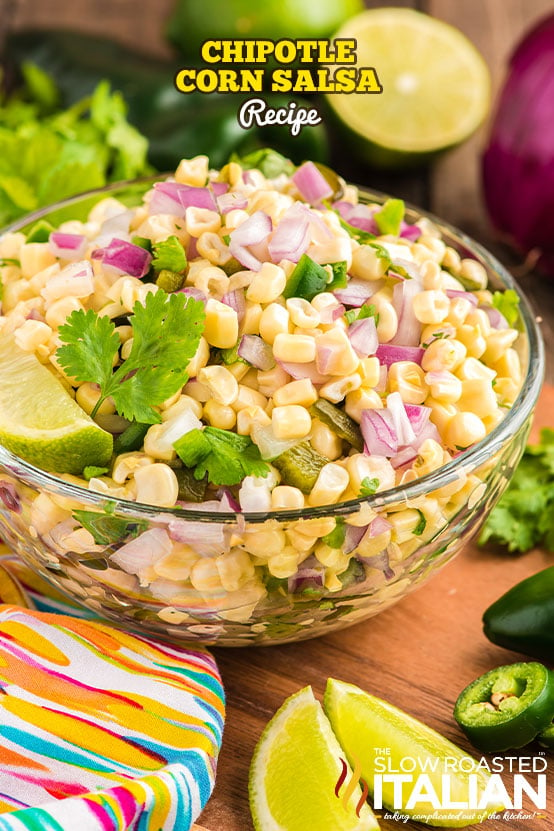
[1,1,554,828]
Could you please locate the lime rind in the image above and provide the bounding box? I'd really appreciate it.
[324,678,505,828]
[327,8,490,163]
[0,335,112,474]
[249,686,379,831]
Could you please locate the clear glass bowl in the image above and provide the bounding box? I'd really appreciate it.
[0,179,544,645]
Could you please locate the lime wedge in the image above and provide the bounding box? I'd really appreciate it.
[328,8,490,167]
[0,335,113,475]
[324,679,505,827]
[249,686,379,831]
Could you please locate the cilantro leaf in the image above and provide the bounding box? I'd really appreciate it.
[358,477,379,497]
[345,303,379,325]
[152,235,187,274]
[413,510,427,536]
[322,518,346,548]
[57,291,205,423]
[57,309,120,389]
[479,429,554,553]
[174,426,270,486]
[72,509,148,546]
[374,198,405,236]
[492,289,520,328]
[369,242,392,271]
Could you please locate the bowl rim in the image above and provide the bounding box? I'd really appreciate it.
[0,176,545,525]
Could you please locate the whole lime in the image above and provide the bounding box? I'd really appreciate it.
[167,0,364,58]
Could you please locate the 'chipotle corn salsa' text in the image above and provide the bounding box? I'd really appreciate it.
[0,155,525,632]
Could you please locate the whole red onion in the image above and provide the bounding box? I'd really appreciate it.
[483,13,554,276]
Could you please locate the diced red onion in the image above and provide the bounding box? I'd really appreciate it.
[334,279,377,307]
[92,238,151,278]
[218,489,241,512]
[238,334,276,370]
[109,528,172,574]
[26,308,45,322]
[277,360,331,385]
[391,258,421,281]
[211,182,229,197]
[288,566,325,593]
[217,191,248,214]
[391,446,419,469]
[222,288,246,323]
[404,404,431,435]
[347,316,378,357]
[49,232,87,260]
[345,204,378,234]
[0,481,21,513]
[343,524,368,554]
[376,344,424,367]
[446,289,478,306]
[179,286,207,302]
[399,221,422,241]
[97,209,134,244]
[168,519,227,556]
[390,279,422,346]
[368,515,393,537]
[229,211,272,271]
[292,161,333,205]
[483,305,509,329]
[268,205,310,263]
[386,392,416,446]
[361,409,398,456]
[318,301,345,324]
[375,364,387,393]
[357,549,394,580]
[149,181,216,216]
[315,343,337,375]
[188,236,199,260]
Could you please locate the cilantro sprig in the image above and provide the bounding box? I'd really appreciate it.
[492,289,520,328]
[479,429,554,553]
[57,290,205,423]
[174,426,269,486]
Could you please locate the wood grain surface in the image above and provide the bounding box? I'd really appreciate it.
[199,385,554,831]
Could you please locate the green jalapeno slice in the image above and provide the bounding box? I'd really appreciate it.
[454,662,554,752]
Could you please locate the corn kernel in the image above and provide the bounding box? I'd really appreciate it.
[204,298,238,348]
[308,462,349,506]
[267,547,302,578]
[194,265,229,299]
[241,301,263,335]
[257,364,291,396]
[203,399,237,429]
[459,378,497,418]
[459,258,488,290]
[273,378,317,408]
[424,370,462,403]
[315,328,359,375]
[482,328,519,365]
[286,297,320,329]
[259,303,291,344]
[75,382,115,416]
[272,405,311,440]
[444,412,486,450]
[185,207,221,237]
[174,155,209,187]
[273,333,316,364]
[112,452,154,484]
[388,361,427,404]
[374,301,398,343]
[232,384,268,411]
[198,364,238,405]
[345,388,382,422]
[14,319,52,352]
[246,262,287,304]
[412,290,449,324]
[421,337,466,372]
[134,463,179,507]
[346,453,396,494]
[350,244,388,281]
[319,373,361,404]
[271,485,305,510]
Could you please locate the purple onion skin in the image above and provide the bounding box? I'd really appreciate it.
[482,13,554,276]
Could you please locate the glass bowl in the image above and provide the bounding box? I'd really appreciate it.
[0,179,544,646]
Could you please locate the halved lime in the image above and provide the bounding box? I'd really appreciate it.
[0,335,112,475]
[249,686,379,831]
[327,8,490,167]
[324,679,505,827]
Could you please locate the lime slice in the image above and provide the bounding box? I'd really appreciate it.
[249,686,379,831]
[0,335,113,475]
[324,679,505,827]
[167,0,364,56]
[327,8,490,167]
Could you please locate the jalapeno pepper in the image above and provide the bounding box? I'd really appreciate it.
[454,662,554,752]
[538,721,554,749]
[483,566,554,661]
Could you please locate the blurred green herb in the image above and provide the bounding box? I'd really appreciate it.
[0,64,150,226]
[479,429,554,553]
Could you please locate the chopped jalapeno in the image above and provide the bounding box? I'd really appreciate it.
[272,442,329,493]
[454,662,554,752]
[310,399,364,452]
